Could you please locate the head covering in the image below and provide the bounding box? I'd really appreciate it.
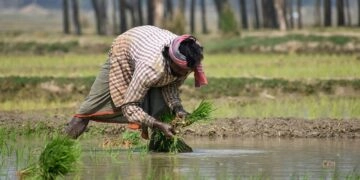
[169,34,208,87]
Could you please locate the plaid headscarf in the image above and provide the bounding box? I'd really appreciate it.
[169,34,208,87]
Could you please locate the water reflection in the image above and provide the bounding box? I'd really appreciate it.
[1,137,359,179]
[78,137,360,179]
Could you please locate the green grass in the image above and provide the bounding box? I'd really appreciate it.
[122,130,141,146]
[1,95,359,120]
[200,95,360,119]
[149,101,213,153]
[19,135,81,180]
[0,54,106,77]
[204,53,360,79]
[204,33,360,53]
[0,53,359,119]
[0,53,359,79]
[0,99,77,111]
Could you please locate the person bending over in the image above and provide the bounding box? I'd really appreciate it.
[64,25,207,140]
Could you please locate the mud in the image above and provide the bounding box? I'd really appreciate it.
[0,110,359,139]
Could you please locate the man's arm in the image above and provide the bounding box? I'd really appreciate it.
[161,76,189,118]
[121,64,175,137]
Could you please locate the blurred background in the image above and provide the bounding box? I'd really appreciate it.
[0,0,359,119]
[1,1,360,178]
[0,0,359,35]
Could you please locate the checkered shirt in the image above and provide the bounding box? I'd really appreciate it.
[108,25,188,127]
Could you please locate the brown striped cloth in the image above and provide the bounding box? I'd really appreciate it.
[76,26,191,128]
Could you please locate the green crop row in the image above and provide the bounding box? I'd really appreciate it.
[1,53,359,79]
[0,76,359,102]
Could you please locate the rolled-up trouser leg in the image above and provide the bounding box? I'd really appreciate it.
[64,117,90,139]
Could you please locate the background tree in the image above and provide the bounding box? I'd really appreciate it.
[92,0,107,35]
[137,0,144,25]
[253,0,260,29]
[190,0,196,33]
[219,0,239,36]
[213,0,223,29]
[297,0,302,29]
[112,0,117,34]
[62,0,70,34]
[274,0,286,31]
[239,0,248,29]
[154,0,164,27]
[99,0,108,34]
[345,0,351,26]
[164,0,186,34]
[314,0,321,27]
[179,0,186,14]
[164,0,173,20]
[200,0,208,34]
[288,0,294,29]
[147,0,154,25]
[127,1,137,27]
[358,0,360,26]
[119,0,127,33]
[337,0,345,26]
[261,0,278,29]
[71,0,81,35]
[324,0,332,27]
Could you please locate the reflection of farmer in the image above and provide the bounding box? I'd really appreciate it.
[64,25,207,139]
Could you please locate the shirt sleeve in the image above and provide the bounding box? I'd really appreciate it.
[161,76,187,111]
[121,63,161,127]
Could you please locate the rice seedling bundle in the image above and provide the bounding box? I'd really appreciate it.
[148,100,213,153]
[19,135,81,180]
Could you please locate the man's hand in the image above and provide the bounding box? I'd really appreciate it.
[173,106,190,119]
[152,121,176,138]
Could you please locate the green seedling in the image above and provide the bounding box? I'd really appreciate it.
[149,100,214,153]
[19,135,81,180]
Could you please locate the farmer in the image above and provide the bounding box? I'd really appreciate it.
[64,25,207,140]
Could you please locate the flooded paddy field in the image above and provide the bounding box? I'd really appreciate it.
[1,136,359,179]
[1,45,360,179]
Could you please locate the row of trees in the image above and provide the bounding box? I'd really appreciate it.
[62,0,360,36]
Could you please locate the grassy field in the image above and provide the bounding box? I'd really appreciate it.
[203,96,360,119]
[0,54,106,77]
[1,13,360,180]
[1,23,360,119]
[205,53,360,79]
[1,53,359,79]
[0,53,359,119]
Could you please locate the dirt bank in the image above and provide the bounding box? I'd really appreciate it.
[182,117,360,138]
[1,110,359,139]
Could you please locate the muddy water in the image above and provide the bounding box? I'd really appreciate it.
[79,137,360,179]
[2,137,360,179]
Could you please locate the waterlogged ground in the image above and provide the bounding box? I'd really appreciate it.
[1,111,360,138]
[0,110,360,179]
[1,137,360,179]
[72,137,360,179]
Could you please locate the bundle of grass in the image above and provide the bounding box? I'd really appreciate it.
[148,100,213,153]
[148,132,193,153]
[19,135,81,180]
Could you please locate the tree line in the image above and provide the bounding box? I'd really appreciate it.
[62,0,360,36]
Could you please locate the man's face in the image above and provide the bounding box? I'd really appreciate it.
[169,61,192,77]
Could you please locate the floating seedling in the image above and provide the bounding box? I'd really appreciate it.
[149,100,214,153]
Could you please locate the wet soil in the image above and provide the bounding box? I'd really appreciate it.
[181,117,360,138]
[1,110,359,139]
